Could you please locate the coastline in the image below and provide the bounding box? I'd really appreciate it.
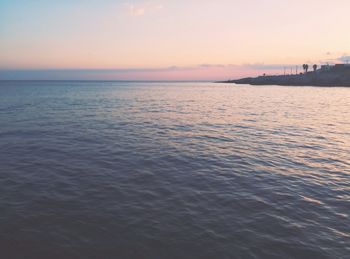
[218,67,350,87]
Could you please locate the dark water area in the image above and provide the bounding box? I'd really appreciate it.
[0,81,349,259]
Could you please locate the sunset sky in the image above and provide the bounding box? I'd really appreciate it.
[1,0,349,80]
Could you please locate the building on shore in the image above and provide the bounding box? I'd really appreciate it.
[320,64,350,72]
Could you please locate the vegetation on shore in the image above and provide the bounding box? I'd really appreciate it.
[220,64,350,86]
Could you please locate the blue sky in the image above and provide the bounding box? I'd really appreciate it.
[1,0,349,80]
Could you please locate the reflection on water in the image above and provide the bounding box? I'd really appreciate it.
[0,81,349,259]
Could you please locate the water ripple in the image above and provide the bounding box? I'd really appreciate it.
[0,81,349,259]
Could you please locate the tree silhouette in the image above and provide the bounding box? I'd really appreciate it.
[313,64,317,72]
[302,64,309,73]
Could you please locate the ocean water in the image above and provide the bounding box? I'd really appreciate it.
[0,81,349,259]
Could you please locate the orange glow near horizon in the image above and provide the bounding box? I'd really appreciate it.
[1,0,350,80]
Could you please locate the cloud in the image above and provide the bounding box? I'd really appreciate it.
[337,55,350,63]
[128,4,145,16]
[126,2,163,17]
[243,63,292,70]
[319,54,350,64]
[0,63,295,81]
[155,5,163,10]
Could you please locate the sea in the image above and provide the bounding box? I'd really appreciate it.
[0,81,349,259]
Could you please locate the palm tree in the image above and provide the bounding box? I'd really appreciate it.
[305,64,309,73]
[302,64,306,73]
[313,64,317,72]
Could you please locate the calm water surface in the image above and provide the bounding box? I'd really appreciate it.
[0,81,349,259]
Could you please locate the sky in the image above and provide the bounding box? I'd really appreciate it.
[1,0,349,80]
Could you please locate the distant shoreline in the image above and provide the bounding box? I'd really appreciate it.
[218,65,350,87]
[0,80,211,83]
